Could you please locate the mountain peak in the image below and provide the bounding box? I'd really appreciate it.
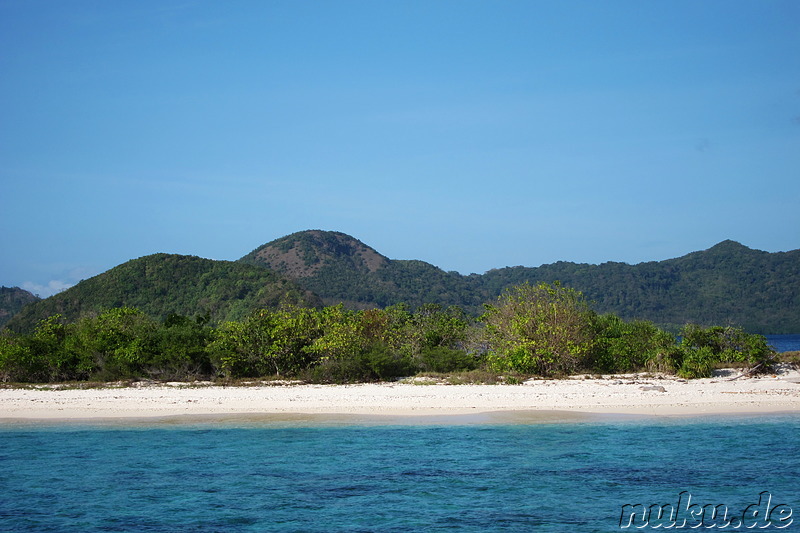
[240,230,389,278]
[709,239,749,251]
[703,240,767,257]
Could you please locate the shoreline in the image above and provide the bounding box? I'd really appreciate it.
[2,366,799,423]
[5,410,800,429]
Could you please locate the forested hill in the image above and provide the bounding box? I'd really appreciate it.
[239,230,475,310]
[241,232,800,333]
[0,287,39,328]
[4,232,798,334]
[476,240,800,333]
[4,254,320,333]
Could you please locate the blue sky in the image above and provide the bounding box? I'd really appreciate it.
[1,0,798,297]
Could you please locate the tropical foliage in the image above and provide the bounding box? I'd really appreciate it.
[0,283,775,384]
[675,324,776,378]
[481,282,595,376]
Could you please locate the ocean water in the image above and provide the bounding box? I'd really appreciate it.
[767,334,800,353]
[1,414,799,532]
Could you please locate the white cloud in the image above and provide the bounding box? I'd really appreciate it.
[22,280,74,298]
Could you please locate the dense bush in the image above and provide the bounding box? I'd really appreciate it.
[591,314,680,374]
[0,285,778,383]
[0,330,40,382]
[675,324,776,378]
[302,343,417,384]
[676,346,716,379]
[148,314,215,380]
[481,282,595,376]
[419,346,477,373]
[209,307,321,378]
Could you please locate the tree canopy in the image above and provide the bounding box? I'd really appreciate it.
[0,283,777,384]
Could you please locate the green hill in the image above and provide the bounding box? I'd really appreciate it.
[239,230,475,310]
[0,286,40,328]
[241,231,800,333]
[476,240,800,333]
[4,254,320,333]
[5,232,798,334]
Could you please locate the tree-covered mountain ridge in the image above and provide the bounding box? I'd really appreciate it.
[0,287,39,328]
[241,231,800,333]
[3,231,798,334]
[4,254,320,333]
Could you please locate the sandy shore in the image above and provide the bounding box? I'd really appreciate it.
[1,365,799,422]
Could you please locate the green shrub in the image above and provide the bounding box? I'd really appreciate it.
[679,324,776,374]
[644,346,683,374]
[419,346,476,373]
[301,343,417,384]
[677,346,716,379]
[0,334,41,382]
[360,343,416,380]
[208,307,321,378]
[590,315,677,373]
[481,282,595,376]
[147,314,215,380]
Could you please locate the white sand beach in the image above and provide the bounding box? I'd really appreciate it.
[1,365,799,421]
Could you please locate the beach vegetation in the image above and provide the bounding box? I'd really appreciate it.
[481,282,595,376]
[209,306,321,378]
[68,307,159,381]
[0,330,38,383]
[674,324,776,378]
[419,346,477,373]
[0,285,778,383]
[777,351,800,366]
[148,313,216,380]
[676,346,717,379]
[591,314,680,374]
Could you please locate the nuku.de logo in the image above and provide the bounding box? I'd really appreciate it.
[619,491,793,529]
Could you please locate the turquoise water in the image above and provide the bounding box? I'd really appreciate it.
[1,414,799,532]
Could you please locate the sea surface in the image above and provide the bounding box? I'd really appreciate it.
[767,334,800,353]
[1,413,799,532]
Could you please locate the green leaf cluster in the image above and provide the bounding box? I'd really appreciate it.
[481,282,595,376]
[0,309,215,382]
[590,314,680,374]
[675,324,775,378]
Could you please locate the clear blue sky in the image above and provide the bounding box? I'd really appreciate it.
[1,0,798,297]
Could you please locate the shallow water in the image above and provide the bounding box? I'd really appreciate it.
[1,413,798,532]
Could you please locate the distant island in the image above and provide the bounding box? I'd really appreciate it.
[5,230,797,334]
[1,230,797,385]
